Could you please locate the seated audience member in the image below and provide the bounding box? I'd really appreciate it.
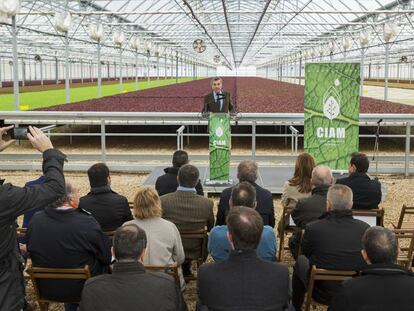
[161,164,214,276]
[292,184,370,311]
[216,160,275,227]
[289,165,334,258]
[155,150,203,196]
[197,207,290,311]
[0,125,66,311]
[329,226,414,311]
[27,182,111,311]
[79,163,132,231]
[124,187,186,289]
[208,182,276,262]
[336,152,381,209]
[22,174,46,228]
[79,224,187,311]
[281,152,315,209]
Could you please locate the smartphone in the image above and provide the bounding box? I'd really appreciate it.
[11,126,28,140]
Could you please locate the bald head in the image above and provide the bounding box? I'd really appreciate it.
[327,184,353,211]
[311,165,334,187]
[362,226,398,264]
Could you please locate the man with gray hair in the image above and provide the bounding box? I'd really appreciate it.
[329,226,414,310]
[291,184,370,311]
[27,181,112,311]
[328,227,414,311]
[216,160,275,227]
[289,165,334,258]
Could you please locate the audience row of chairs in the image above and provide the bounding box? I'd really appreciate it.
[21,205,414,310]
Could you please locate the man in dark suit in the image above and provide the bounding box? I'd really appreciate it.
[292,184,370,310]
[216,160,275,227]
[289,165,334,258]
[336,152,381,209]
[27,181,111,311]
[80,224,187,311]
[155,150,204,196]
[79,163,132,231]
[329,226,414,311]
[202,77,233,113]
[160,164,214,276]
[197,206,290,311]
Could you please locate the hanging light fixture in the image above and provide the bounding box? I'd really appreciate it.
[113,31,125,46]
[359,31,371,48]
[55,11,72,33]
[89,23,105,42]
[383,22,398,43]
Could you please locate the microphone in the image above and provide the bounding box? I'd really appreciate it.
[377,118,383,124]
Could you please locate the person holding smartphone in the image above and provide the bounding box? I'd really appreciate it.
[0,125,66,311]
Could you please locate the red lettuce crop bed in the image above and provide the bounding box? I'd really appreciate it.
[43,77,414,114]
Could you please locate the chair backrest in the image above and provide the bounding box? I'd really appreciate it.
[352,208,385,227]
[304,265,356,311]
[394,205,414,229]
[145,263,180,287]
[104,230,116,242]
[392,228,414,269]
[27,265,91,304]
[180,228,208,265]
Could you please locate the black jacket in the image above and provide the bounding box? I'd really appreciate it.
[79,185,132,231]
[291,184,330,229]
[202,91,233,113]
[329,264,414,311]
[216,182,275,227]
[302,209,370,304]
[27,207,111,302]
[197,249,290,311]
[335,172,381,209]
[289,184,329,258]
[79,261,187,311]
[0,149,66,311]
[155,167,204,197]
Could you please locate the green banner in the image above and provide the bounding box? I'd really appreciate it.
[209,113,231,181]
[304,63,360,170]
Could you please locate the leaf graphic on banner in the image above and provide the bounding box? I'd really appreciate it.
[304,63,360,170]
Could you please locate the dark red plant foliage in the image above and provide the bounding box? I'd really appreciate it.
[43,77,414,114]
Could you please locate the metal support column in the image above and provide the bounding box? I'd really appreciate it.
[12,16,19,110]
[156,52,160,87]
[119,48,123,93]
[147,52,150,86]
[100,119,106,163]
[252,121,256,160]
[164,54,167,81]
[80,59,83,84]
[360,49,365,96]
[384,43,390,101]
[135,52,139,91]
[175,51,178,84]
[97,43,102,97]
[298,57,302,85]
[65,31,70,104]
[405,122,411,176]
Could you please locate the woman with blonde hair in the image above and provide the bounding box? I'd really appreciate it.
[123,187,185,289]
[281,152,316,208]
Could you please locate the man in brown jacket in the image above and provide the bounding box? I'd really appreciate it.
[161,164,214,276]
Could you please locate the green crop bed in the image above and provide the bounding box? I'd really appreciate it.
[0,78,193,111]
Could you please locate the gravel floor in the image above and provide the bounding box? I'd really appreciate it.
[2,169,413,310]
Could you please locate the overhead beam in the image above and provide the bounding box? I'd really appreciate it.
[221,0,236,68]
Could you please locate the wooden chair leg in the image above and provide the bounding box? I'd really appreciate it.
[278,232,285,261]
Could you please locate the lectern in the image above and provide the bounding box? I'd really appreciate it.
[207,113,231,184]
